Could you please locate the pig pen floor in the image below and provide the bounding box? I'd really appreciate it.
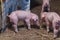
[0,0,60,40]
[0,27,60,40]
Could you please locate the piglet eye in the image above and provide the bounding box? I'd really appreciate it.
[36,19,38,21]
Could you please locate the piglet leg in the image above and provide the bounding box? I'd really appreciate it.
[45,19,50,32]
[25,19,31,30]
[53,22,59,38]
[12,24,18,33]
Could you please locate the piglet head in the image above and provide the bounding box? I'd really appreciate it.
[31,15,40,27]
[41,13,47,21]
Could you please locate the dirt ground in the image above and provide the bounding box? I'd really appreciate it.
[0,0,60,40]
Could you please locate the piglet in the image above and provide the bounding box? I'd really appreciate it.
[41,0,50,12]
[8,10,39,33]
[41,12,60,38]
[30,13,40,27]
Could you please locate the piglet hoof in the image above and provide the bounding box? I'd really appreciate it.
[47,31,50,33]
[14,30,18,33]
[28,28,31,30]
[53,37,57,39]
[14,31,18,33]
[53,35,57,39]
[47,30,50,33]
